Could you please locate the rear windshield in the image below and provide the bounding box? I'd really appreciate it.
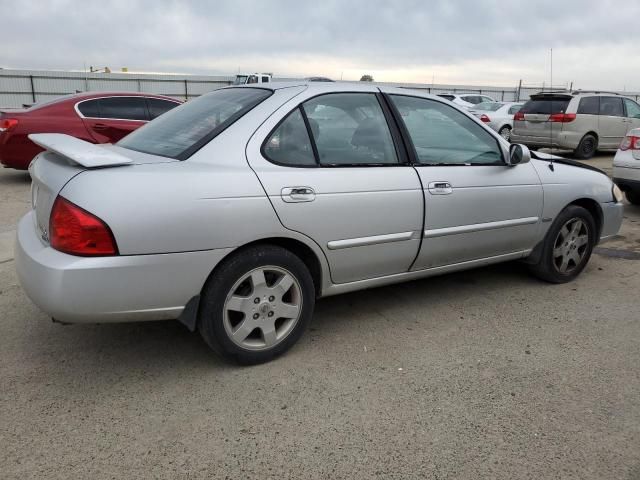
[118,87,272,159]
[474,102,503,111]
[520,97,570,115]
[437,94,455,101]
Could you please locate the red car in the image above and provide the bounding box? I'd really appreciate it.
[0,92,181,170]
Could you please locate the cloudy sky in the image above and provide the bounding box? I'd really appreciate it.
[2,0,639,90]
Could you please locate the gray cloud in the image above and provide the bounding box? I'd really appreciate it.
[2,0,639,89]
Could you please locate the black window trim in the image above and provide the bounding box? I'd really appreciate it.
[260,90,410,169]
[75,95,152,122]
[121,87,273,161]
[383,92,507,167]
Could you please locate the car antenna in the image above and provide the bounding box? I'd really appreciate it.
[548,47,555,172]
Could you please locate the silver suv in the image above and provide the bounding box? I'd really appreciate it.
[511,91,640,159]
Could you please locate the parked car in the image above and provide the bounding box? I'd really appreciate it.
[233,73,272,85]
[16,82,624,364]
[468,101,524,141]
[0,92,181,170]
[436,93,496,109]
[511,91,640,159]
[613,127,640,204]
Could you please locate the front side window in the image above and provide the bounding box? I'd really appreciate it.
[577,96,599,115]
[599,97,624,117]
[624,98,640,118]
[508,104,523,115]
[263,108,316,166]
[390,95,503,166]
[302,93,398,165]
[98,97,148,121]
[119,87,271,159]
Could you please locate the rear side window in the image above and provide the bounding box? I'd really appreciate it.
[437,94,455,101]
[263,108,316,166]
[302,93,399,166]
[147,98,179,119]
[118,88,271,160]
[520,97,570,114]
[624,99,640,118]
[599,97,624,117]
[577,97,599,115]
[77,99,100,118]
[98,97,148,120]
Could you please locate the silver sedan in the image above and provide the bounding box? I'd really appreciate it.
[16,82,624,364]
[468,101,524,141]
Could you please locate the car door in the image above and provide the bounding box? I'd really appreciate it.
[246,91,424,284]
[623,98,640,132]
[79,96,149,143]
[598,96,627,148]
[385,93,543,270]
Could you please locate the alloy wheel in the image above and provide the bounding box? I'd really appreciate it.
[552,218,589,274]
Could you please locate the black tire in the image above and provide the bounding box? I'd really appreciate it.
[498,125,512,142]
[625,190,640,205]
[198,245,315,365]
[528,205,597,283]
[573,134,598,160]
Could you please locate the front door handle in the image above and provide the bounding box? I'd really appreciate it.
[281,186,316,202]
[427,181,453,195]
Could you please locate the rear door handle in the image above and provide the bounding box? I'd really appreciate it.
[281,186,316,202]
[427,181,453,195]
[92,123,109,131]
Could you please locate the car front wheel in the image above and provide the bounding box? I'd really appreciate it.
[198,245,315,364]
[528,205,596,283]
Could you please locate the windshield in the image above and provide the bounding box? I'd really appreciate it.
[473,102,503,111]
[118,87,272,160]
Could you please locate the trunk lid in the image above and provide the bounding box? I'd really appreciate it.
[28,134,175,244]
[514,94,572,138]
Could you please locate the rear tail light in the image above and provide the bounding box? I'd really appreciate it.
[620,135,640,151]
[479,114,491,123]
[549,113,576,123]
[514,111,525,121]
[0,118,18,132]
[50,196,118,256]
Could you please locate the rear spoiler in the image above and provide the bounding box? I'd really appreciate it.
[29,133,132,168]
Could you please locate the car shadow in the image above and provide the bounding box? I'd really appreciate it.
[17,259,536,394]
[0,169,30,185]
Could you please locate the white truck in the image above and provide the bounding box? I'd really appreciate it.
[233,73,272,85]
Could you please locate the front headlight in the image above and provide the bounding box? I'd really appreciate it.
[612,184,624,203]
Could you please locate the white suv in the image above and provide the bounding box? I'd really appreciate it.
[511,91,640,159]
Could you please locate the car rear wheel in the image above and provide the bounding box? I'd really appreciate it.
[625,190,640,205]
[528,205,596,283]
[498,125,512,141]
[198,245,315,364]
[573,134,597,160]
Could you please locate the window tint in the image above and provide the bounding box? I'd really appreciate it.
[263,108,316,166]
[599,97,624,117]
[520,97,570,114]
[147,98,179,119]
[118,88,271,159]
[97,97,148,120]
[390,95,503,166]
[77,99,100,118]
[508,104,523,115]
[437,94,455,101]
[261,76,270,83]
[247,75,258,84]
[577,96,600,115]
[624,98,640,118]
[302,93,398,165]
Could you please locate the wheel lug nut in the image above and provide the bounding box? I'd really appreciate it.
[269,296,275,302]
[254,298,260,304]
[268,311,274,317]
[253,313,259,319]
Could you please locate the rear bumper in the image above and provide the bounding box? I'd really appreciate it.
[15,211,233,324]
[613,166,640,191]
[510,130,584,150]
[599,201,624,242]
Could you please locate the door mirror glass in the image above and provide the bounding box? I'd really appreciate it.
[508,144,531,166]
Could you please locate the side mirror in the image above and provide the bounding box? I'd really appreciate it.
[507,143,531,166]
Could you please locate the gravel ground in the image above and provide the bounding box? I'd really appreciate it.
[0,154,639,479]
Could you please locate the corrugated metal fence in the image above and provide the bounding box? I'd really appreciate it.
[1,68,639,108]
